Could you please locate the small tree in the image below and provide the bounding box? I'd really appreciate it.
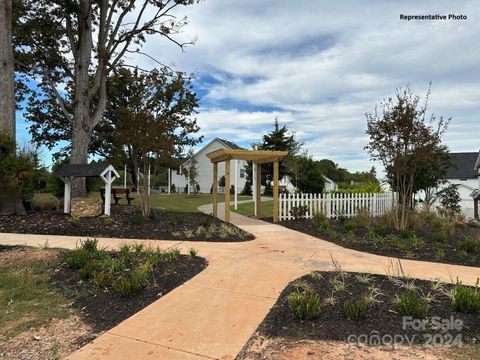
[365,85,449,230]
[182,149,199,195]
[296,157,325,194]
[438,184,461,218]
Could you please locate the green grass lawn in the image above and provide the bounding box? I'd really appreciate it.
[0,247,75,338]
[86,192,248,213]
[231,199,273,217]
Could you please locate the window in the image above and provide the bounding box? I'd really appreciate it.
[240,169,245,178]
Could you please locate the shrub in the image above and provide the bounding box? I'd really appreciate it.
[312,211,328,227]
[432,232,447,244]
[129,213,147,226]
[100,216,113,226]
[453,280,480,314]
[344,221,357,233]
[113,270,148,297]
[290,205,309,220]
[438,184,461,218]
[31,193,59,212]
[353,209,372,228]
[399,228,414,239]
[343,297,369,321]
[288,288,321,320]
[189,248,198,258]
[459,236,479,256]
[80,238,99,253]
[79,262,98,280]
[92,270,113,287]
[395,291,431,318]
[66,248,90,269]
[68,215,81,227]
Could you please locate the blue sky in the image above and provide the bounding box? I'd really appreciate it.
[18,0,480,175]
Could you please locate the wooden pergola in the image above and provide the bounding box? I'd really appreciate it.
[206,149,288,223]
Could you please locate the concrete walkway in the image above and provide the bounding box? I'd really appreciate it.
[1,204,479,359]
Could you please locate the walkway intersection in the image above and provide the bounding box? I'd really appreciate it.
[0,202,479,359]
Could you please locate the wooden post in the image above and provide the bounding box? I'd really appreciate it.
[255,162,261,217]
[273,160,279,222]
[124,165,127,188]
[234,159,238,210]
[213,162,218,217]
[474,198,479,221]
[253,161,257,216]
[225,159,231,223]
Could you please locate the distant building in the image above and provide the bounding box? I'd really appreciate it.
[436,151,480,219]
[170,138,248,194]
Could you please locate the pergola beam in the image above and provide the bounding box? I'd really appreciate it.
[206,148,287,224]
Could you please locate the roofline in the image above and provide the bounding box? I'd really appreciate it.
[179,138,239,166]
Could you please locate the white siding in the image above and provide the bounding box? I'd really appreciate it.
[440,179,477,219]
[170,140,248,193]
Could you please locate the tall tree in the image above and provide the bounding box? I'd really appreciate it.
[19,0,199,196]
[0,0,15,139]
[250,117,303,193]
[365,85,449,230]
[90,67,200,185]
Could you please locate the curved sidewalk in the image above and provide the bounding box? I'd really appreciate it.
[0,205,479,359]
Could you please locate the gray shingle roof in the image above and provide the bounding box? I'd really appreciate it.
[56,163,113,177]
[216,138,243,150]
[445,152,479,179]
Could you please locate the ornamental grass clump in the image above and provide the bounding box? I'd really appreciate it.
[453,280,480,314]
[343,296,370,321]
[395,291,431,318]
[288,287,321,320]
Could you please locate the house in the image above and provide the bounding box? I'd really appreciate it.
[324,176,337,192]
[437,151,480,219]
[170,138,248,194]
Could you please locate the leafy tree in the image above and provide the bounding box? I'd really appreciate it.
[365,85,449,230]
[438,184,461,218]
[19,0,199,196]
[296,157,325,193]
[182,148,199,195]
[91,67,200,186]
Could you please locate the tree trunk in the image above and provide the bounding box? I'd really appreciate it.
[0,0,15,139]
[69,1,93,197]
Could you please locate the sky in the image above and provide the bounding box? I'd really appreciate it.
[16,0,480,176]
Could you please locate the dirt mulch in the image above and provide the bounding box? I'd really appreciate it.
[0,245,208,359]
[238,336,456,360]
[241,271,480,353]
[278,218,480,267]
[0,205,253,242]
[50,249,208,333]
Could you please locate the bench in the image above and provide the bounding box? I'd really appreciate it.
[100,187,135,205]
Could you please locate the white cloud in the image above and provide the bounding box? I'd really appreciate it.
[122,1,480,172]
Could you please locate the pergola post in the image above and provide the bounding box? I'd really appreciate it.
[62,176,72,214]
[255,162,261,217]
[213,162,218,217]
[234,159,238,210]
[253,162,257,216]
[273,160,279,223]
[474,198,479,221]
[225,159,231,223]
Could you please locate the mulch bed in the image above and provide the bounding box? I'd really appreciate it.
[49,249,208,333]
[0,205,253,242]
[255,271,480,346]
[278,218,480,267]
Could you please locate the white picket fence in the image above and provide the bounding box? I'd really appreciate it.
[279,192,396,221]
